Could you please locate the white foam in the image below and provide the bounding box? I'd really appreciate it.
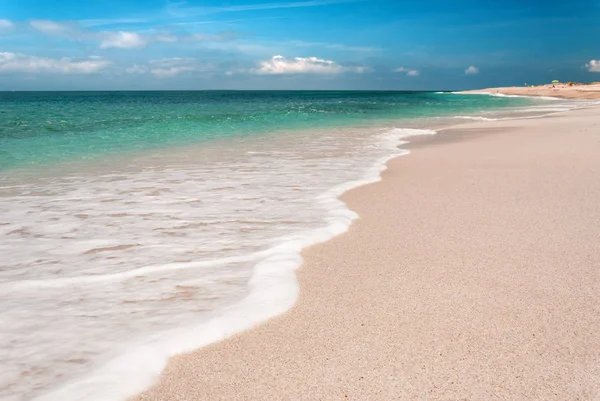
[1,253,263,292]
[453,91,566,101]
[453,116,499,121]
[515,107,574,113]
[1,127,435,401]
[450,94,592,122]
[453,111,576,122]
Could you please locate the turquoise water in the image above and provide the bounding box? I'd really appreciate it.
[0,91,537,171]
[1,90,563,401]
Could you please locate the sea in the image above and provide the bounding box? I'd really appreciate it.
[0,91,593,401]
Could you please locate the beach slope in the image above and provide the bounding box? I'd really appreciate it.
[136,106,600,400]
[461,82,600,99]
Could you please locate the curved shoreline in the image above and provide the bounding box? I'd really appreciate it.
[134,102,600,400]
[23,95,595,401]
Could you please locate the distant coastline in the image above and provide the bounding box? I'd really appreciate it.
[460,82,600,99]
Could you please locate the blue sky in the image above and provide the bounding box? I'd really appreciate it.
[0,0,599,90]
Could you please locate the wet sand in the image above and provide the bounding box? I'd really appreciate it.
[135,105,600,400]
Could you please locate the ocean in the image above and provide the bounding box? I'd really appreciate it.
[0,91,589,401]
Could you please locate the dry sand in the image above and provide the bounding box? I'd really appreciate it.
[462,83,600,99]
[135,105,600,400]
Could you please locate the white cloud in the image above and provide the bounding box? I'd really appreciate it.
[395,66,419,77]
[29,20,79,37]
[353,66,370,73]
[465,65,479,75]
[0,52,111,74]
[155,33,178,43]
[30,20,147,51]
[585,60,600,72]
[28,19,239,50]
[125,64,149,74]
[127,58,212,78]
[252,55,364,75]
[100,31,147,49]
[151,66,199,77]
[0,19,15,35]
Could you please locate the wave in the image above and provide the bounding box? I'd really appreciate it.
[1,253,264,292]
[452,91,567,101]
[516,107,575,113]
[453,112,570,123]
[33,128,437,401]
[453,116,499,121]
[489,93,530,98]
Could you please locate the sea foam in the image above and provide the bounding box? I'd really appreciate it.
[0,127,434,401]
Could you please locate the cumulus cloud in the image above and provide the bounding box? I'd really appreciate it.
[0,19,15,35]
[395,66,419,77]
[585,60,600,72]
[465,65,479,75]
[254,55,340,74]
[252,55,365,75]
[0,52,111,74]
[100,31,147,49]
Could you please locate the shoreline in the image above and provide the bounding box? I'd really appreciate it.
[19,92,595,400]
[133,100,600,399]
[5,92,566,401]
[33,125,440,401]
[24,102,458,401]
[460,82,600,99]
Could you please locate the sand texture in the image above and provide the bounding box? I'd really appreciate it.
[135,106,600,400]
[462,83,600,99]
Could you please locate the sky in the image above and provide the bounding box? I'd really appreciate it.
[0,0,599,90]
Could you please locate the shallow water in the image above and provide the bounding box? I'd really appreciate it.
[0,91,588,400]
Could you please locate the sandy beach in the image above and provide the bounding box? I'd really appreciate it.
[462,82,600,99]
[135,101,600,400]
